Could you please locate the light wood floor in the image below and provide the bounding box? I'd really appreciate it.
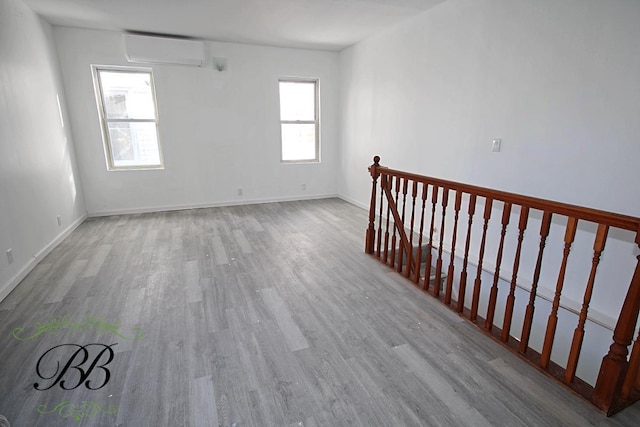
[1,198,639,426]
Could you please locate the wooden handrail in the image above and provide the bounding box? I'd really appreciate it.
[366,156,640,416]
[372,163,640,235]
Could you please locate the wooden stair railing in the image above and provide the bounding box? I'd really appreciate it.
[365,156,640,416]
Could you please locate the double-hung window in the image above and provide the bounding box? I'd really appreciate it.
[92,66,163,170]
[279,79,319,163]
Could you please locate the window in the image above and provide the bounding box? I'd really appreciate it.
[92,66,163,170]
[279,79,319,162]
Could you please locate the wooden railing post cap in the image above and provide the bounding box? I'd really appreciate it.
[369,156,382,178]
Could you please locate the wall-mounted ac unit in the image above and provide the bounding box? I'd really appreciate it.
[124,34,205,67]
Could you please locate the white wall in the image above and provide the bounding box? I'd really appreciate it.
[0,0,86,300]
[54,27,340,216]
[339,0,640,217]
[339,0,640,385]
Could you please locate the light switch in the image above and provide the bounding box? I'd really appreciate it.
[492,139,502,152]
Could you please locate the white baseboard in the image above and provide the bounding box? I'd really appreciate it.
[337,194,368,211]
[88,194,339,217]
[0,213,88,303]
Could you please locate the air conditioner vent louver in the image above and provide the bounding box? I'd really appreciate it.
[124,34,205,67]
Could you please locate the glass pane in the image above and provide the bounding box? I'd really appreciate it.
[281,123,316,161]
[279,81,315,121]
[107,122,161,167]
[99,71,156,120]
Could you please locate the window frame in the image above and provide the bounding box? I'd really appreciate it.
[278,78,320,163]
[91,65,164,171]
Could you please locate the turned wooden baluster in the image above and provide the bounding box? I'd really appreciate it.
[423,185,439,291]
[389,176,401,268]
[485,202,512,331]
[366,156,381,254]
[471,198,493,322]
[376,176,385,257]
[382,175,392,264]
[593,234,640,413]
[457,194,477,313]
[445,190,463,305]
[365,158,640,414]
[397,178,409,274]
[520,211,553,354]
[501,206,530,342]
[566,224,609,384]
[622,328,640,400]
[406,181,419,278]
[540,217,578,368]
[381,175,415,278]
[414,183,429,283]
[434,188,449,298]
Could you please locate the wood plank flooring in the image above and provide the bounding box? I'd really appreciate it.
[1,198,639,426]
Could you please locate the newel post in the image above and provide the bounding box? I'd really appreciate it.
[592,232,640,414]
[365,156,381,254]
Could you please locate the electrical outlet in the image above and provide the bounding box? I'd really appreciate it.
[492,139,502,152]
[56,215,62,226]
[237,188,243,196]
[6,249,13,264]
[301,183,306,191]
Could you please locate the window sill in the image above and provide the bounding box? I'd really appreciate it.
[281,160,320,164]
[107,165,165,172]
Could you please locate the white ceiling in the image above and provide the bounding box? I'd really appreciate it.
[22,0,446,51]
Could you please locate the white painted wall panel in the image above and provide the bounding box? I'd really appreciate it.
[340,0,640,217]
[55,27,340,215]
[0,0,86,299]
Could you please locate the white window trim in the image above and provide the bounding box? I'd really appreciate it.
[279,77,320,164]
[91,65,164,171]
